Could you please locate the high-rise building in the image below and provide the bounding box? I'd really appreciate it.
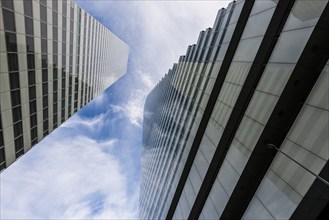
[141,0,329,219]
[0,0,129,171]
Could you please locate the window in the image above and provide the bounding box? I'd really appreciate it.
[12,106,22,123]
[27,54,35,70]
[25,17,33,36]
[41,39,47,54]
[30,114,37,128]
[43,108,48,119]
[14,136,23,151]
[28,70,36,85]
[5,32,17,52]
[52,1,58,12]
[11,90,21,107]
[26,36,34,53]
[2,9,15,32]
[53,12,58,26]
[29,86,36,100]
[13,122,23,137]
[31,127,38,140]
[42,95,48,107]
[40,5,47,22]
[42,69,48,82]
[29,100,36,114]
[23,0,33,17]
[7,53,18,72]
[1,0,14,10]
[9,72,20,89]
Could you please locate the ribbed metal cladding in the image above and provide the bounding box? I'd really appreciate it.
[0,0,128,171]
[140,0,329,219]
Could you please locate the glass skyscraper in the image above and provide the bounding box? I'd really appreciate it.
[0,0,129,171]
[141,0,329,219]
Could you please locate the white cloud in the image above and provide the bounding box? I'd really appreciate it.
[0,118,138,219]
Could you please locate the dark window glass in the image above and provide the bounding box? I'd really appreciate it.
[27,54,35,69]
[62,31,66,42]
[43,130,48,136]
[9,72,20,89]
[53,27,58,41]
[43,120,48,131]
[53,43,58,54]
[30,113,37,128]
[29,86,36,100]
[70,7,74,20]
[15,148,24,158]
[42,83,48,96]
[14,136,24,152]
[23,0,33,17]
[1,0,14,10]
[53,82,58,91]
[26,36,34,53]
[62,0,67,15]
[43,96,48,107]
[31,138,38,146]
[42,69,48,82]
[52,0,58,11]
[11,90,21,107]
[53,11,58,26]
[31,126,37,138]
[5,32,17,52]
[53,68,58,80]
[41,22,47,39]
[62,91,65,99]
[7,53,18,72]
[13,122,23,137]
[43,108,48,119]
[41,39,47,54]
[40,5,47,22]
[29,100,36,114]
[12,106,22,123]
[28,70,35,85]
[53,56,58,67]
[2,9,15,32]
[53,103,58,112]
[42,55,47,68]
[25,17,33,36]
[0,147,5,163]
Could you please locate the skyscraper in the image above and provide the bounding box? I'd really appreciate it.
[0,0,129,171]
[141,0,329,219]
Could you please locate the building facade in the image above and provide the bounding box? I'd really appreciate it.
[141,0,329,219]
[0,0,129,171]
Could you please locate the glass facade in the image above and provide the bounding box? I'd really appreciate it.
[0,0,129,170]
[141,0,329,219]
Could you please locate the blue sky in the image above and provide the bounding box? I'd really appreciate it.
[0,1,229,219]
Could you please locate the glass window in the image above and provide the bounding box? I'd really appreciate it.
[40,5,47,22]
[2,9,15,32]
[41,55,47,68]
[42,69,48,82]
[23,0,33,17]
[14,136,23,151]
[31,126,37,140]
[9,72,20,89]
[29,86,36,100]
[41,22,47,39]
[52,1,58,11]
[53,11,58,26]
[41,39,47,54]
[11,90,21,107]
[30,113,37,128]
[7,53,18,72]
[5,32,17,52]
[27,54,35,69]
[12,106,22,123]
[42,83,48,95]
[26,36,34,53]
[0,147,5,163]
[42,96,48,107]
[1,0,14,10]
[28,70,36,85]
[13,122,23,137]
[25,17,33,36]
[29,100,36,114]
[43,108,48,119]
[53,27,58,41]
[43,120,48,131]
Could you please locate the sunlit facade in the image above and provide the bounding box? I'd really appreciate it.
[141,0,329,219]
[0,0,129,170]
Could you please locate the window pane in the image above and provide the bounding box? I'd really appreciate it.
[29,100,36,114]
[27,53,35,69]
[2,9,15,32]
[26,36,34,53]
[11,90,21,107]
[30,113,37,128]
[41,39,47,53]
[42,69,48,82]
[28,70,36,85]
[9,72,20,89]
[14,135,23,151]
[1,0,14,10]
[23,0,33,17]
[29,86,36,100]
[40,5,47,22]
[7,53,18,72]
[25,17,33,36]
[41,22,47,39]
[43,95,48,107]
[5,32,17,52]
[12,106,22,123]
